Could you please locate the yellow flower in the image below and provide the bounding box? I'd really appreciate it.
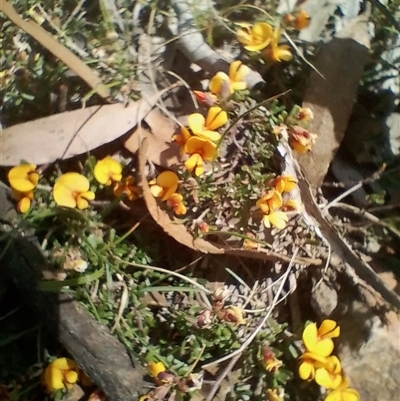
[53,173,95,209]
[315,355,343,390]
[290,126,317,153]
[166,193,186,215]
[262,210,288,229]
[8,163,39,192]
[11,188,34,214]
[188,106,228,142]
[262,347,283,373]
[266,388,284,401]
[172,126,192,154]
[149,171,179,201]
[94,156,122,186]
[236,22,273,52]
[148,361,175,385]
[325,378,360,401]
[256,190,288,229]
[209,60,250,95]
[265,28,292,62]
[256,189,283,214]
[218,305,246,325]
[281,199,298,212]
[184,136,218,176]
[113,176,141,200]
[43,357,79,393]
[302,320,340,357]
[270,175,297,193]
[299,352,328,381]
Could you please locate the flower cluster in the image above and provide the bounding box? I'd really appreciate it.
[236,22,292,62]
[43,357,93,395]
[150,171,186,215]
[299,320,360,401]
[256,175,298,229]
[273,106,317,153]
[7,156,141,214]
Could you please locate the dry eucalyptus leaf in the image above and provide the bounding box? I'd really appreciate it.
[1,1,110,99]
[138,139,224,254]
[125,109,181,169]
[1,100,154,166]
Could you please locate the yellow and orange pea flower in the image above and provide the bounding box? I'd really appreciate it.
[217,305,246,325]
[53,173,95,210]
[209,60,250,96]
[262,347,283,373]
[188,106,228,142]
[166,193,187,215]
[283,10,311,30]
[172,126,192,154]
[113,175,141,201]
[236,21,274,52]
[149,171,179,201]
[270,175,297,193]
[43,357,79,393]
[302,319,340,357]
[264,27,292,62]
[314,355,343,390]
[93,156,122,186]
[256,189,289,229]
[193,91,218,107]
[147,361,176,386]
[290,126,317,153]
[324,377,360,401]
[8,163,40,213]
[184,136,218,176]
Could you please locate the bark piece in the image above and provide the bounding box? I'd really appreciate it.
[298,15,370,189]
[0,188,148,401]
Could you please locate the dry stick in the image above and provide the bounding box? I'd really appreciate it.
[202,249,298,399]
[332,202,400,240]
[169,0,265,90]
[323,164,387,211]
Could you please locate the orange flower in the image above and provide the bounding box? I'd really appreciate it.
[172,126,192,154]
[236,22,273,52]
[256,189,283,214]
[262,347,283,373]
[193,91,218,107]
[290,126,317,153]
[294,10,311,30]
[149,171,179,201]
[113,176,141,200]
[184,136,218,176]
[166,193,186,215]
[270,175,297,193]
[188,106,227,142]
[264,28,292,62]
[209,60,250,95]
